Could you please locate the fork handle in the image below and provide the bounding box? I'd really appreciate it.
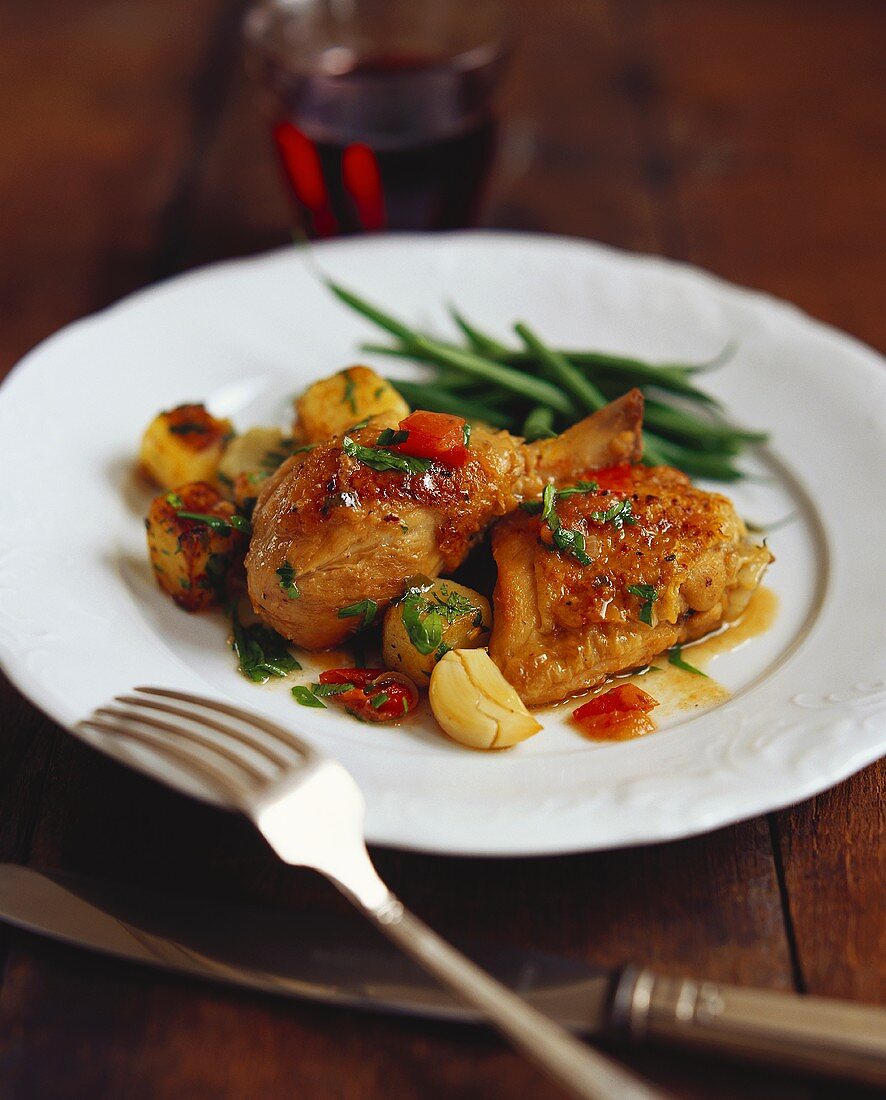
[364,895,667,1100]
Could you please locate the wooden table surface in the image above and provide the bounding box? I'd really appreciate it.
[0,1,883,1096]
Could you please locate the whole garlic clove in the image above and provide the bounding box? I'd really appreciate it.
[429,649,542,750]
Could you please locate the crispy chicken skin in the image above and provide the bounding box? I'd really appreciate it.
[246,391,644,650]
[489,466,773,705]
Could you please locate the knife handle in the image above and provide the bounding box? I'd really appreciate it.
[610,967,886,1087]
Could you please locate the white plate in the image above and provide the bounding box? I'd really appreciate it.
[0,232,884,856]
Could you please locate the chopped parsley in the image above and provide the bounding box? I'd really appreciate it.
[292,685,325,708]
[337,598,378,628]
[627,583,659,625]
[520,480,638,566]
[276,561,301,600]
[199,552,230,596]
[165,492,184,509]
[462,423,472,448]
[376,428,410,446]
[588,498,637,529]
[342,435,432,476]
[176,510,251,536]
[399,583,485,655]
[312,681,355,697]
[520,481,598,514]
[342,370,358,414]
[232,610,300,683]
[534,484,593,566]
[668,645,708,677]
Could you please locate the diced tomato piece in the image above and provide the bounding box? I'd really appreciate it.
[591,464,635,493]
[395,411,468,467]
[573,683,658,740]
[318,668,419,723]
[319,668,382,686]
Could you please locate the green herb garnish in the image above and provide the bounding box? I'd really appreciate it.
[165,492,184,509]
[337,598,378,628]
[276,561,301,600]
[462,423,472,448]
[232,610,300,683]
[399,584,482,655]
[589,498,637,529]
[177,511,251,536]
[312,681,355,697]
[292,685,326,708]
[627,584,659,625]
[376,428,410,446]
[528,483,593,565]
[370,692,390,709]
[520,481,598,515]
[668,645,708,677]
[342,435,432,476]
[401,591,444,655]
[342,369,358,414]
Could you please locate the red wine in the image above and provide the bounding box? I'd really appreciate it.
[270,53,499,236]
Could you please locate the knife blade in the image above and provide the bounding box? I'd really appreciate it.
[0,864,613,1032]
[2,864,885,1088]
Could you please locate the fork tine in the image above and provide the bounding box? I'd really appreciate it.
[114,694,292,770]
[93,707,270,784]
[77,717,248,806]
[134,686,317,759]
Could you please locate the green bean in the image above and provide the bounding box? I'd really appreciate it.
[647,433,745,480]
[521,406,557,441]
[641,433,668,466]
[390,381,514,428]
[504,349,720,406]
[642,400,767,446]
[325,279,419,344]
[678,339,738,374]
[326,279,757,481]
[515,322,608,413]
[409,335,575,414]
[448,306,510,357]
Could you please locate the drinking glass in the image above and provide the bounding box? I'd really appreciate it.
[245,0,512,236]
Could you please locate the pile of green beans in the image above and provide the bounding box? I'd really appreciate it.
[326,279,767,482]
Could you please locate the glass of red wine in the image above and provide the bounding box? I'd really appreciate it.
[245,0,512,237]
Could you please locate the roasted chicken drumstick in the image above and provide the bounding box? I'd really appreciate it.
[246,391,643,650]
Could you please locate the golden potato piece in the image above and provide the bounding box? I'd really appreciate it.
[429,649,542,750]
[382,579,491,684]
[294,366,409,443]
[146,481,247,611]
[140,403,233,490]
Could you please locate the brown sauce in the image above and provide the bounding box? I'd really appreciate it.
[554,586,779,740]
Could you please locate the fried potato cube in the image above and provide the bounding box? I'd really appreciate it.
[140,403,233,490]
[294,366,409,443]
[145,481,246,611]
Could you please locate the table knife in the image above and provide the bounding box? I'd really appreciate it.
[1,864,883,1087]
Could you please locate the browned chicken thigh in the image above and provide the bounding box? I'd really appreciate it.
[489,465,773,705]
[246,391,643,650]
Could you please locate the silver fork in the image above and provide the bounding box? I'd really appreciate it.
[78,687,667,1100]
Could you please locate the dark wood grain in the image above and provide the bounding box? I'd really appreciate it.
[0,0,883,1097]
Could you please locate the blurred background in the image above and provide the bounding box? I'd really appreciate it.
[2,0,883,378]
